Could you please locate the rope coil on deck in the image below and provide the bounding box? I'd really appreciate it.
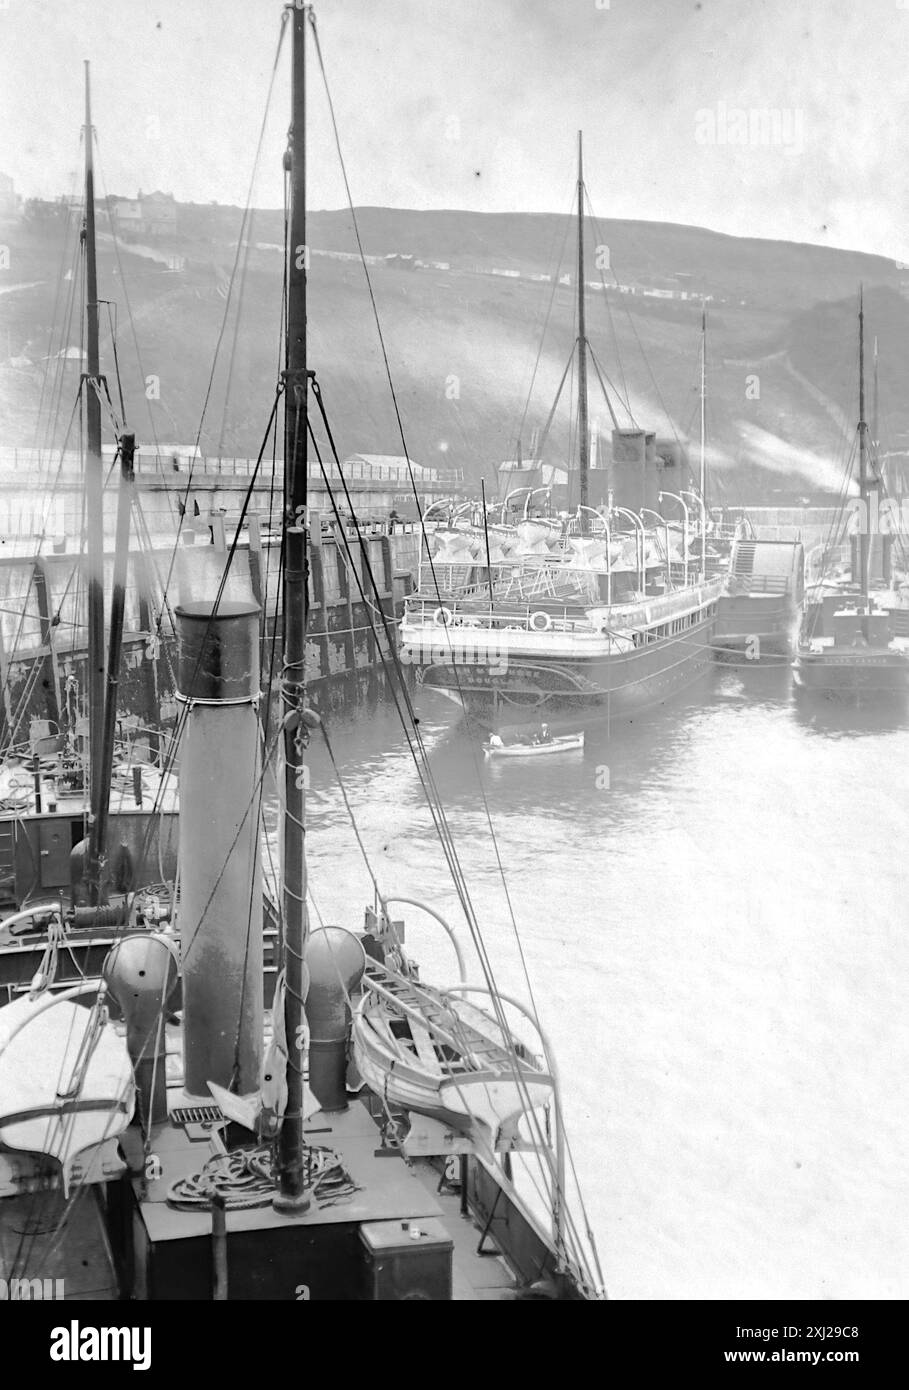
[166,1143,360,1211]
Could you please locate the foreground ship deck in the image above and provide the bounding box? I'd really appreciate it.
[0,1063,576,1302]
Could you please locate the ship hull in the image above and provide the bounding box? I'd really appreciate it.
[714,593,798,655]
[415,610,717,726]
[714,539,804,656]
[792,648,909,694]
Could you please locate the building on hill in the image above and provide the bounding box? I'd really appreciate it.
[142,191,177,237]
[110,190,177,240]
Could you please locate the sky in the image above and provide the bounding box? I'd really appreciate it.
[1,0,908,261]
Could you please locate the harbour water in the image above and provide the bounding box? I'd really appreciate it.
[294,661,909,1300]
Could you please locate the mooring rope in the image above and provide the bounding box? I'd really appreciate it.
[166,1143,359,1211]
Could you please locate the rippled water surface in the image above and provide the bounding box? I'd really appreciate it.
[292,662,909,1300]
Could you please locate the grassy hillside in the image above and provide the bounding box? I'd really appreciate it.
[2,203,907,504]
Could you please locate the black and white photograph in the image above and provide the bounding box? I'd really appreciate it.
[0,0,906,1356]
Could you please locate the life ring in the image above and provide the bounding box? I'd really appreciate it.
[529,610,552,632]
[433,606,454,627]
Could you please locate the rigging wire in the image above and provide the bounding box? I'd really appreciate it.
[143,8,289,637]
[587,197,682,445]
[306,388,600,1280]
[512,190,576,459]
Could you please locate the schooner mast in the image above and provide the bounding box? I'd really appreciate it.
[857,287,869,603]
[275,0,312,1211]
[699,304,707,581]
[576,131,589,520]
[82,61,108,900]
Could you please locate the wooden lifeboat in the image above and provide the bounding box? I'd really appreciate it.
[352,960,554,1151]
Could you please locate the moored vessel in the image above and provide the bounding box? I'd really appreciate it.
[715,536,805,656]
[400,137,722,728]
[793,291,909,697]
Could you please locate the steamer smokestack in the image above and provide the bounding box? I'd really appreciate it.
[174,600,263,1096]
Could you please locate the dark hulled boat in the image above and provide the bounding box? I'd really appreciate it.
[715,537,805,656]
[792,291,909,697]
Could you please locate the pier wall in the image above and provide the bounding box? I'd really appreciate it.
[0,526,423,749]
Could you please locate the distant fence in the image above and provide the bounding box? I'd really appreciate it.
[0,446,463,487]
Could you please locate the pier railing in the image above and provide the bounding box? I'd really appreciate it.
[0,446,464,486]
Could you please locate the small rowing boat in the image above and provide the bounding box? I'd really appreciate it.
[483,732,585,758]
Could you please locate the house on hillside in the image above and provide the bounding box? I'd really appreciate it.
[142,191,177,237]
[110,190,177,240]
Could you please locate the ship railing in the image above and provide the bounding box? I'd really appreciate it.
[725,573,791,595]
[405,576,720,634]
[711,522,751,542]
[403,598,589,634]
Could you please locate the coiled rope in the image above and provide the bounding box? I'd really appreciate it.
[166,1144,359,1212]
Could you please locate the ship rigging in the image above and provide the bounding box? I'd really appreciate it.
[0,3,604,1302]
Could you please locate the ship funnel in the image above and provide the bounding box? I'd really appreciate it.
[304,926,366,1111]
[174,601,263,1098]
[103,933,179,1126]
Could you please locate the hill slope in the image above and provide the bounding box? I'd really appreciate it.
[2,204,908,503]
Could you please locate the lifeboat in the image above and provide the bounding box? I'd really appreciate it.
[352,960,553,1151]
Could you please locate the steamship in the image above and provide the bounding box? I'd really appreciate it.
[401,485,723,729]
[400,138,723,728]
[793,292,909,696]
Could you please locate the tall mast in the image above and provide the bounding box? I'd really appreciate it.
[858,286,869,601]
[83,61,107,899]
[276,0,311,1209]
[699,303,707,581]
[576,131,589,522]
[872,333,879,449]
[91,434,135,896]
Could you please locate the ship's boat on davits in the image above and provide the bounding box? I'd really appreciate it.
[353,960,554,1153]
[0,984,134,1195]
